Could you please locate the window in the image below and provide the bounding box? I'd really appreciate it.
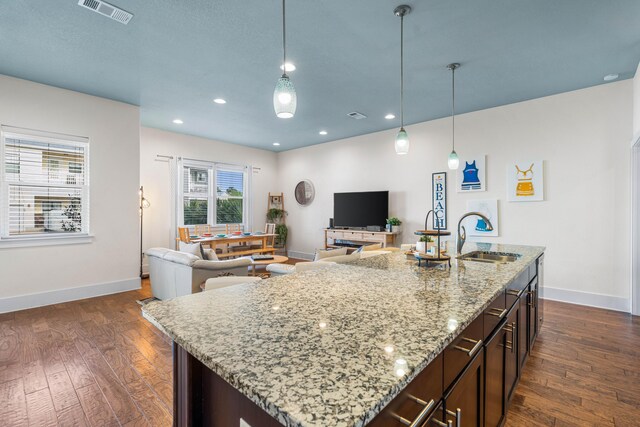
[183,165,210,226]
[1,128,89,240]
[216,168,244,224]
[180,161,248,227]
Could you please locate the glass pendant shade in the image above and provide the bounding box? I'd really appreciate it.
[274,74,297,118]
[448,150,459,170]
[395,128,410,155]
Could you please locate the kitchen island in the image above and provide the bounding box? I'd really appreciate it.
[142,243,545,427]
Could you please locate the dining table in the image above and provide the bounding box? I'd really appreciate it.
[191,233,277,258]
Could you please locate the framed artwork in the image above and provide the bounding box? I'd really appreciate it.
[457,155,486,192]
[507,160,544,202]
[432,172,447,230]
[465,199,499,237]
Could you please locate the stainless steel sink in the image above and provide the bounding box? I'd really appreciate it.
[457,251,520,264]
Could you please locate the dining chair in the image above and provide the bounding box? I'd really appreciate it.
[225,223,246,253]
[251,223,276,250]
[195,224,212,235]
[176,227,191,249]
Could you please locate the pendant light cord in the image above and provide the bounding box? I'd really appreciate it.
[451,65,455,151]
[400,13,404,129]
[282,0,287,76]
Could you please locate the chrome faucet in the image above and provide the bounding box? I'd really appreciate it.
[457,212,494,255]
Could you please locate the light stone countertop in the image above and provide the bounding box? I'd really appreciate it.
[142,242,545,427]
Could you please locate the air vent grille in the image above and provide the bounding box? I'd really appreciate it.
[78,0,133,24]
[347,111,367,120]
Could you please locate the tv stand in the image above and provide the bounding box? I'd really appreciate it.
[324,229,397,251]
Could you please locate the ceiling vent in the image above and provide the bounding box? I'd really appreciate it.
[78,0,133,25]
[347,111,367,120]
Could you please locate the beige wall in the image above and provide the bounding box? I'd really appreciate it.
[278,80,633,311]
[140,127,278,265]
[0,75,140,311]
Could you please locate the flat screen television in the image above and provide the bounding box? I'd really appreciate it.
[333,191,389,229]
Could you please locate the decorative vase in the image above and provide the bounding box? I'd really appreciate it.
[416,241,426,252]
[391,225,402,233]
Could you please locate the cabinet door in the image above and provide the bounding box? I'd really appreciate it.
[484,321,507,427]
[537,255,545,327]
[518,286,529,370]
[528,278,538,349]
[504,305,519,402]
[444,350,484,427]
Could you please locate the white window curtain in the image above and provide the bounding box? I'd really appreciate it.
[0,127,89,239]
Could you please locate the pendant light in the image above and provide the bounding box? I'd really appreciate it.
[273,0,296,119]
[447,63,460,169]
[394,5,411,155]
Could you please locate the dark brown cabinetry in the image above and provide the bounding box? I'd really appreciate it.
[171,255,545,427]
[483,320,508,427]
[443,350,484,427]
[368,355,443,427]
[504,305,519,402]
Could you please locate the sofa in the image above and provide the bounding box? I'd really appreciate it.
[266,249,392,276]
[146,247,252,300]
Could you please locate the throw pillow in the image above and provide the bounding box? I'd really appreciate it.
[203,248,219,261]
[179,241,205,259]
[363,243,383,251]
[314,247,348,261]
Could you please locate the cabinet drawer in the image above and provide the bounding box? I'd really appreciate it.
[506,269,529,309]
[362,232,386,242]
[327,231,343,240]
[483,291,507,339]
[368,354,443,427]
[444,314,483,390]
[343,231,364,240]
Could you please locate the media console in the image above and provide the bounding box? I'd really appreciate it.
[324,228,397,251]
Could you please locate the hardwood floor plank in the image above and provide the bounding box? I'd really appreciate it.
[0,378,27,427]
[46,370,80,412]
[56,404,89,427]
[79,348,143,425]
[23,359,48,395]
[25,388,57,427]
[76,383,119,427]
[0,361,23,384]
[58,342,95,390]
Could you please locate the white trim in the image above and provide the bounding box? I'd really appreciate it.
[632,134,640,315]
[0,277,141,314]
[0,233,94,248]
[542,286,630,313]
[287,250,314,261]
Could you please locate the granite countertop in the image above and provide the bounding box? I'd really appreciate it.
[142,242,544,427]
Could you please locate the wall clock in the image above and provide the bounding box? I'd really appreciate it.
[294,180,315,206]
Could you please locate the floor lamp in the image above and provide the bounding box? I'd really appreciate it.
[139,186,150,278]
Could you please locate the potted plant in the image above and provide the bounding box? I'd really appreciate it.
[267,208,287,223]
[275,223,288,247]
[416,235,433,253]
[386,217,402,233]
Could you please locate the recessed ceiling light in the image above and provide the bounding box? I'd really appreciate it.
[273,142,281,146]
[603,73,619,81]
[385,114,396,120]
[280,62,296,72]
[319,130,328,135]
[172,119,183,124]
[213,98,227,104]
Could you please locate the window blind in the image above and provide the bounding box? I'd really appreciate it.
[2,132,89,238]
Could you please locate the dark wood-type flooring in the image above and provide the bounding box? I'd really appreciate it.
[0,280,638,426]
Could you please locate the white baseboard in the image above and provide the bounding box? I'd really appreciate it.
[287,250,314,261]
[542,286,630,313]
[0,277,141,314]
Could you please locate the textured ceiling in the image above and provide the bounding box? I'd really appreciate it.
[0,0,639,151]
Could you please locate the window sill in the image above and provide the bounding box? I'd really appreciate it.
[0,234,94,249]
